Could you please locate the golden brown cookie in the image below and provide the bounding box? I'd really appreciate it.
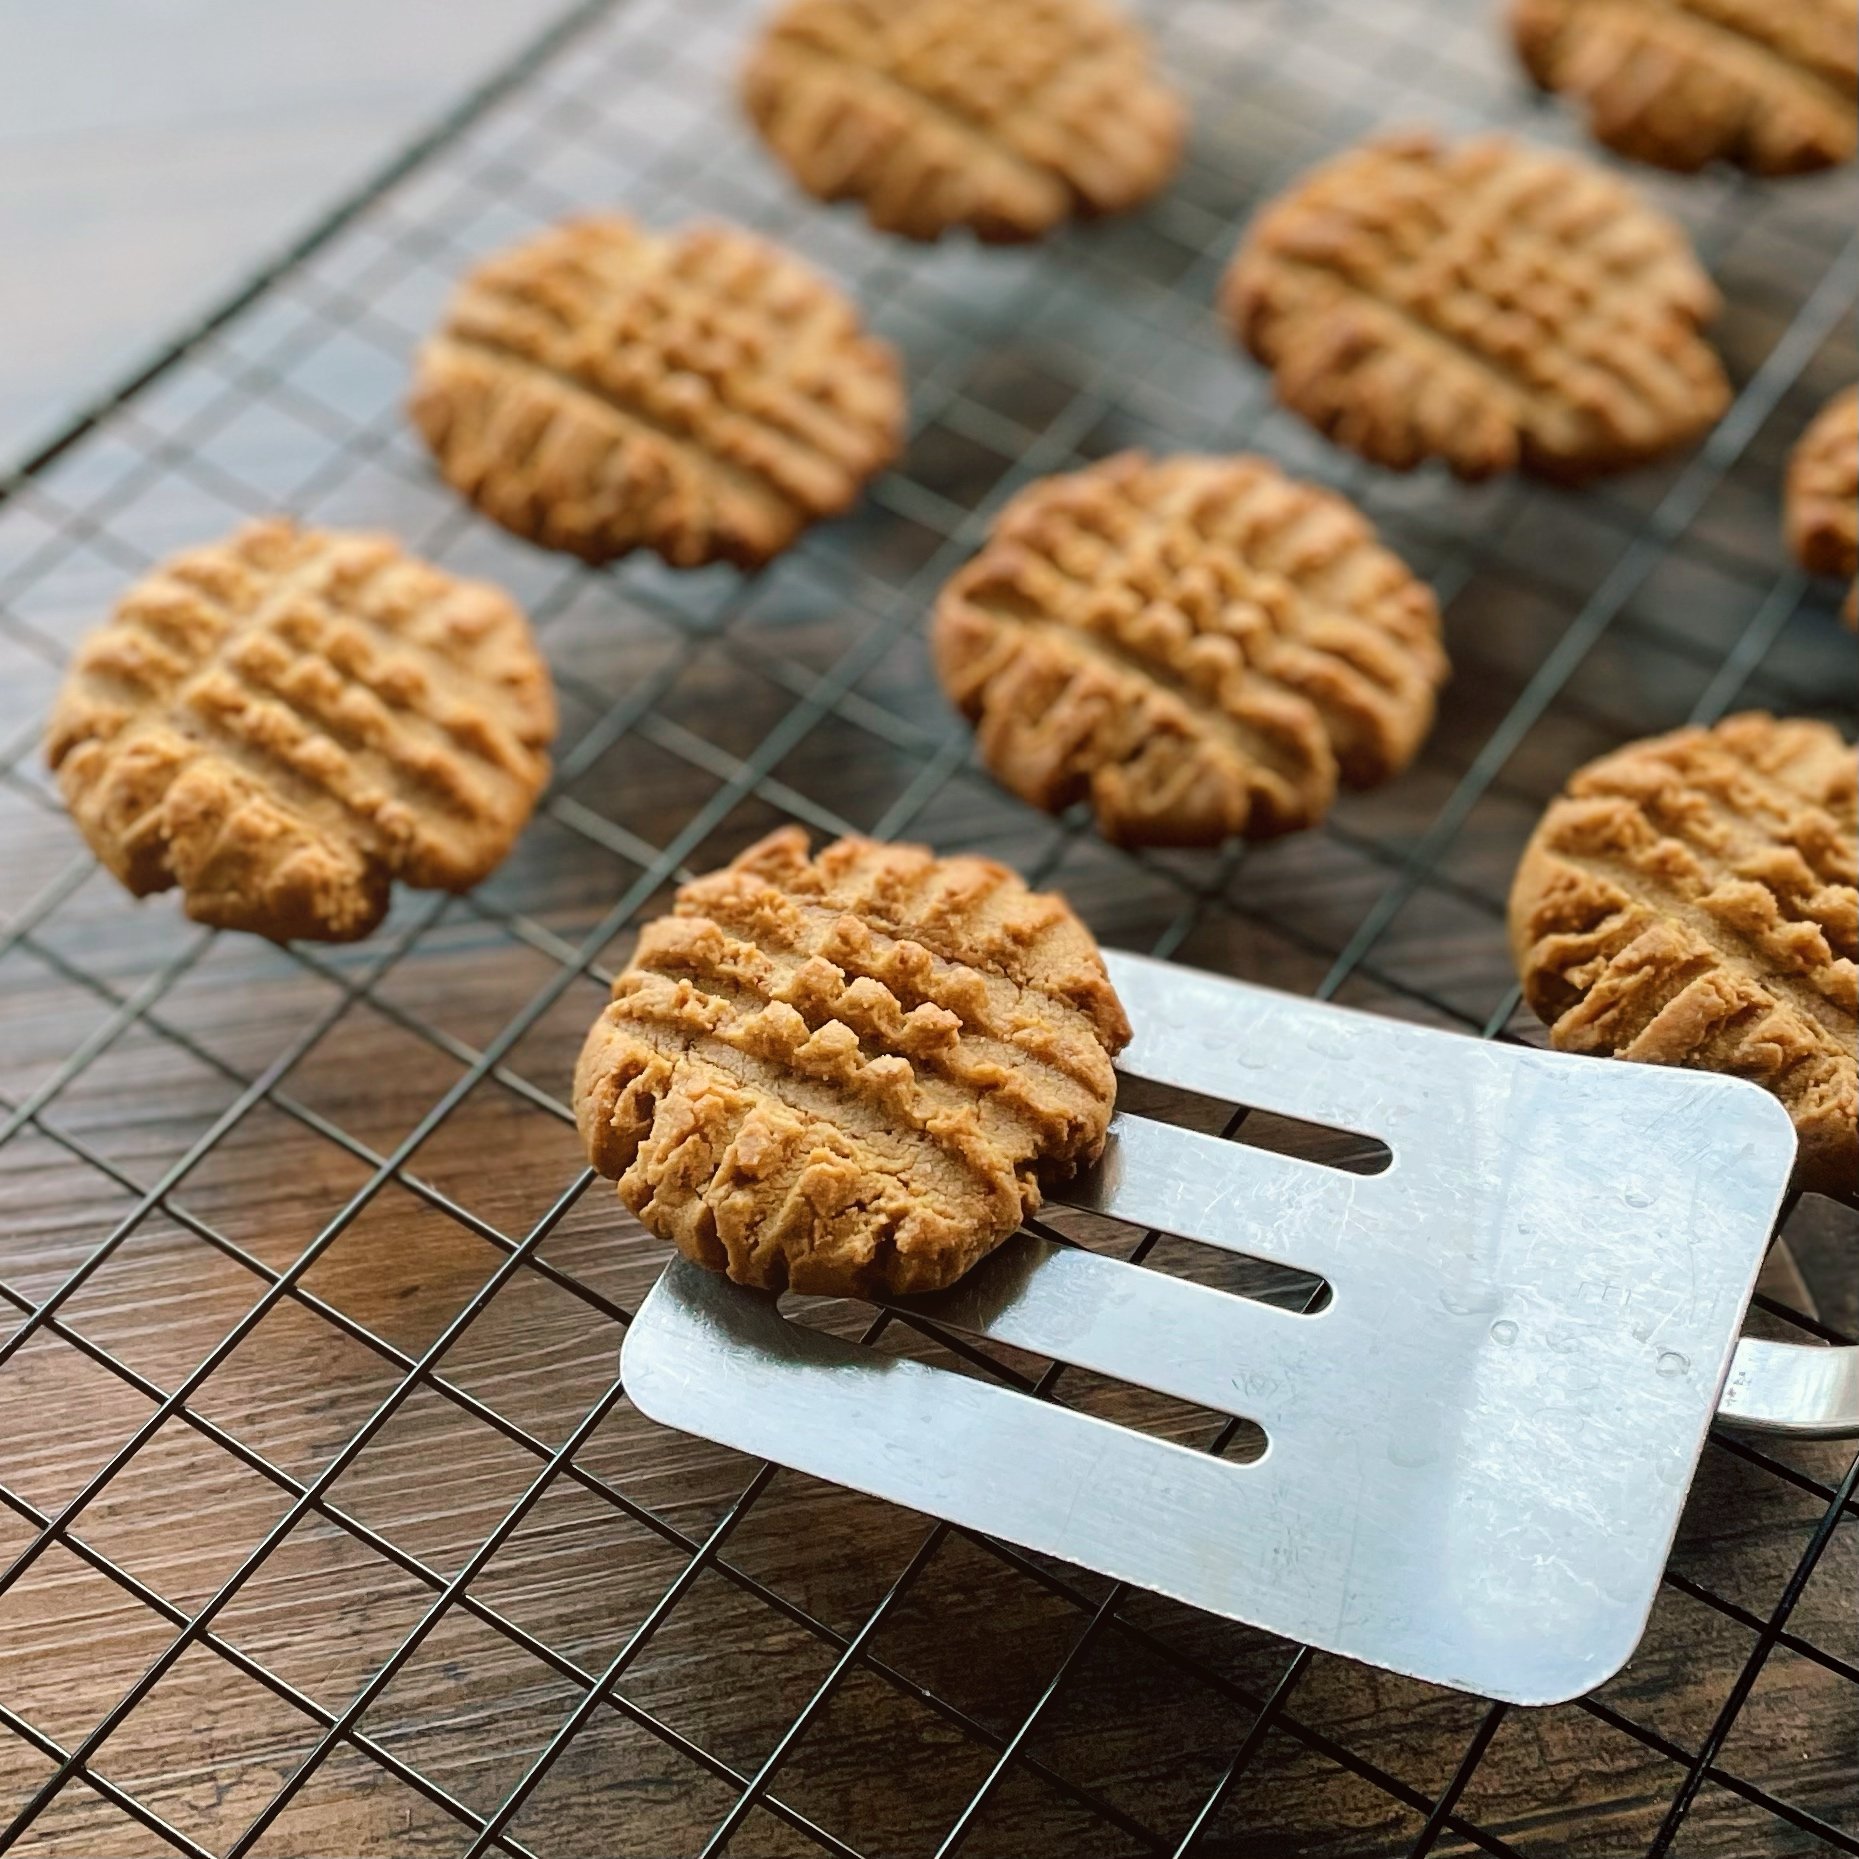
[932,451,1448,847]
[410,217,904,570]
[45,520,555,943]
[741,0,1184,243]
[1786,385,1858,625]
[1509,714,1857,1197]
[1512,0,1858,176]
[1220,131,1731,482]
[574,826,1130,1296]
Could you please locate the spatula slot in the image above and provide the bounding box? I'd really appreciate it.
[1227,1108,1391,1177]
[1060,1111,1361,1283]
[1057,1366,1269,1464]
[1136,1230,1333,1314]
[1032,1208,1330,1316]
[1114,1074,1392,1178]
[883,1229,1313,1431]
[780,1244,1284,1447]
[782,1286,1057,1390]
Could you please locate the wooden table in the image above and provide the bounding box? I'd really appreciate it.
[1,0,1854,1853]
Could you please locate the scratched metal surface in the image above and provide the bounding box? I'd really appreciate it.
[0,0,1855,1854]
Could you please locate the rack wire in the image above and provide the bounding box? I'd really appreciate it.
[0,0,1854,1853]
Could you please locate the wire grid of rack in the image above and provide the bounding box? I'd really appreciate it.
[0,0,1855,1854]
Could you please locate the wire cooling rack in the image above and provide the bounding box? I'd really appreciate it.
[1,0,1855,1854]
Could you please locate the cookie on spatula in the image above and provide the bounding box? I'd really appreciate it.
[575,827,1130,1295]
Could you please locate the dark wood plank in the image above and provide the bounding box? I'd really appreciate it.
[0,0,1854,1853]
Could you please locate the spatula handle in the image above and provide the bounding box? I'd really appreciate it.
[1717,1337,1859,1439]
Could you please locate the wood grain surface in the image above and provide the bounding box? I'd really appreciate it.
[1,0,1855,1854]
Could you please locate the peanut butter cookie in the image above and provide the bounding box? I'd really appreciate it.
[411,217,904,569]
[1512,0,1858,176]
[932,451,1448,847]
[1786,385,1858,624]
[1221,131,1730,481]
[1510,714,1857,1197]
[575,826,1130,1296]
[46,520,554,943]
[741,0,1184,243]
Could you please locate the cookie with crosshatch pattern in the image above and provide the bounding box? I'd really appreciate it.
[45,520,555,943]
[1220,130,1731,482]
[931,451,1448,848]
[1509,713,1858,1198]
[740,0,1184,242]
[410,216,905,569]
[1511,0,1858,176]
[574,826,1130,1296]
[1786,385,1858,625]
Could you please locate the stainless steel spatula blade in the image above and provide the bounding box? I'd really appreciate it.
[621,951,1825,1705]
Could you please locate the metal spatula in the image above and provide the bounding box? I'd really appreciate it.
[620,951,1857,1706]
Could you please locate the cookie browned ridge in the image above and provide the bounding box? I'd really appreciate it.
[1509,713,1857,1197]
[1220,130,1731,482]
[1512,0,1859,175]
[1786,385,1858,625]
[932,451,1448,848]
[410,217,904,570]
[45,520,555,943]
[741,0,1184,243]
[574,826,1131,1296]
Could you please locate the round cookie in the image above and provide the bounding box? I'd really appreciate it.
[1511,0,1858,176]
[1509,713,1857,1198]
[410,217,904,570]
[574,826,1131,1296]
[46,521,555,943]
[1220,130,1730,482]
[932,451,1448,847]
[741,0,1183,243]
[1786,385,1858,625]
